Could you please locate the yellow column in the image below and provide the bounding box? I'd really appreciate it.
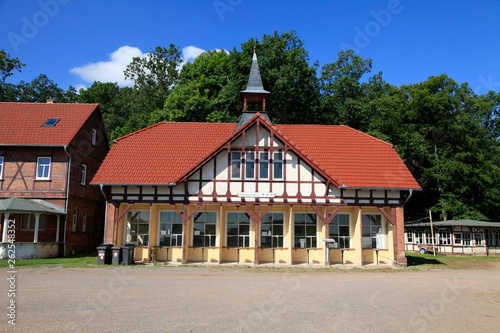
[287,205,294,265]
[351,207,363,266]
[218,205,223,264]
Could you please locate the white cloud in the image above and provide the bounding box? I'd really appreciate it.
[70,45,146,86]
[182,45,206,64]
[74,84,87,92]
[70,45,221,88]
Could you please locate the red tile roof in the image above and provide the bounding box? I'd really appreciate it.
[0,102,99,146]
[275,124,420,189]
[91,122,237,185]
[91,116,421,190]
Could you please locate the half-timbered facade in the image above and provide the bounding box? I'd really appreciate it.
[405,220,500,255]
[0,102,109,257]
[91,51,420,266]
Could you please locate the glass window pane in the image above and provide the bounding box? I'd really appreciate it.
[194,223,204,235]
[227,236,238,247]
[193,236,203,247]
[274,225,283,236]
[206,224,216,235]
[240,224,249,235]
[138,224,149,234]
[227,213,238,223]
[295,213,305,224]
[206,212,217,223]
[228,226,238,236]
[172,224,182,234]
[311,237,317,248]
[306,226,316,236]
[295,226,305,237]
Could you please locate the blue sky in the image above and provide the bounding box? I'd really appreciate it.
[1,0,499,94]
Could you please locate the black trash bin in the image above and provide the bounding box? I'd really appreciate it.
[97,243,112,265]
[121,243,135,266]
[111,246,122,265]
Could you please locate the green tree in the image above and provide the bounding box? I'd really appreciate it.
[15,74,75,103]
[238,31,321,124]
[124,44,182,112]
[155,50,236,123]
[319,49,373,129]
[0,49,25,101]
[396,74,500,221]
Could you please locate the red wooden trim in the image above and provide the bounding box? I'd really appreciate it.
[171,203,202,264]
[113,202,133,245]
[378,207,395,225]
[310,205,343,225]
[241,204,273,264]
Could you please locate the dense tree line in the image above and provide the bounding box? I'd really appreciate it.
[1,30,499,223]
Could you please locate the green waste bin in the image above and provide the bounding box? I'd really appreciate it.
[111,246,122,265]
[97,244,112,265]
[121,243,135,265]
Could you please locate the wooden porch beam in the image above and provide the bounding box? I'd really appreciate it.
[113,203,133,245]
[171,203,202,264]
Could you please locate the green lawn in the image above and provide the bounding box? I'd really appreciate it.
[0,253,99,268]
[406,252,500,270]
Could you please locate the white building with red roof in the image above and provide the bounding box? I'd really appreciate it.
[0,102,109,258]
[91,51,420,266]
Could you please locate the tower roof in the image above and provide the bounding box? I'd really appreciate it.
[240,51,270,95]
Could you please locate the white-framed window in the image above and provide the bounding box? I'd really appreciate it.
[231,152,242,179]
[425,231,435,245]
[463,233,471,246]
[406,231,413,243]
[329,214,351,248]
[486,230,495,246]
[475,233,483,246]
[259,152,269,179]
[245,151,255,179]
[362,214,384,249]
[92,128,97,146]
[294,212,317,248]
[126,211,150,246]
[454,233,462,245]
[415,230,423,244]
[159,211,183,247]
[226,212,251,247]
[273,152,283,179]
[261,212,285,248]
[81,164,87,185]
[193,211,217,247]
[82,210,87,233]
[21,214,46,230]
[0,156,4,179]
[439,230,451,245]
[72,209,78,232]
[36,157,51,179]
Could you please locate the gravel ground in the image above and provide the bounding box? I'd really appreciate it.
[2,264,500,333]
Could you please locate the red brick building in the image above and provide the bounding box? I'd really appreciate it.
[0,102,109,257]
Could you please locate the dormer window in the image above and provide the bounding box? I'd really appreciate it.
[42,118,60,127]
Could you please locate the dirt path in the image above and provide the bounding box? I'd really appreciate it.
[2,265,500,332]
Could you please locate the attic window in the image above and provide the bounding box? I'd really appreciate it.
[42,118,60,127]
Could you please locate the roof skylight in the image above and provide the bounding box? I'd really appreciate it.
[42,118,60,127]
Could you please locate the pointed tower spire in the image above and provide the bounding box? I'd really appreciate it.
[239,45,270,110]
[236,45,271,130]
